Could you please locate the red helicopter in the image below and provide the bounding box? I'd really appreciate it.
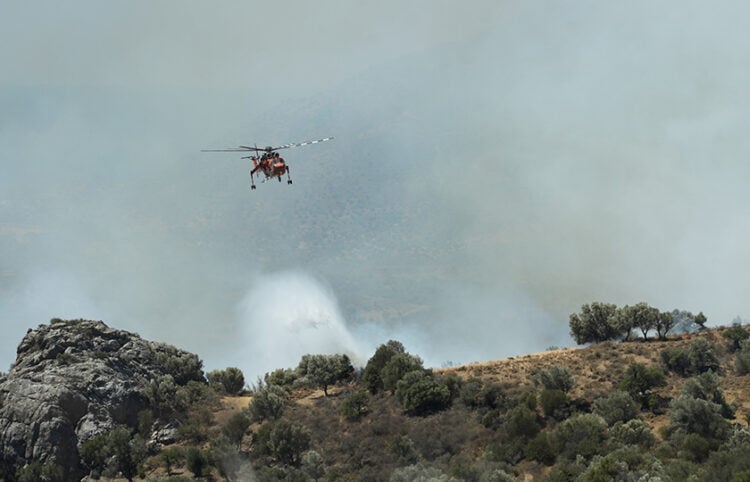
[202,137,333,189]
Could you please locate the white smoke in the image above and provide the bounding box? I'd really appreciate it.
[236,271,365,380]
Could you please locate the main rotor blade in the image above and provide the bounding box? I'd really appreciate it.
[201,148,254,152]
[270,136,334,151]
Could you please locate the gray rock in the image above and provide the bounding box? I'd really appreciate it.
[0,319,205,479]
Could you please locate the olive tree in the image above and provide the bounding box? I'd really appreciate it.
[569,302,618,344]
[296,353,353,396]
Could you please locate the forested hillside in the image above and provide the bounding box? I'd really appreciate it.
[4,318,750,481]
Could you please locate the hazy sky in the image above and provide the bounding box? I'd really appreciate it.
[3,1,750,377]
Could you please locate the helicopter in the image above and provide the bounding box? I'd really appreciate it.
[202,137,333,189]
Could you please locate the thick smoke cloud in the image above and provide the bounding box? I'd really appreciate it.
[2,1,750,373]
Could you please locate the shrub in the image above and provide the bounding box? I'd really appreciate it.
[267,419,312,466]
[618,363,667,410]
[737,341,750,375]
[533,365,575,393]
[682,371,735,419]
[668,395,731,442]
[395,370,451,415]
[679,433,712,462]
[555,413,609,461]
[579,446,667,481]
[222,412,251,447]
[592,391,639,426]
[459,378,484,408]
[340,390,370,421]
[389,463,457,482]
[525,432,557,465]
[723,326,750,352]
[504,404,541,442]
[16,462,65,482]
[186,447,210,477]
[390,435,418,464]
[540,389,569,420]
[207,367,246,395]
[155,347,204,385]
[249,380,287,422]
[687,338,721,374]
[160,447,183,475]
[608,419,655,448]
[661,347,691,376]
[265,368,296,389]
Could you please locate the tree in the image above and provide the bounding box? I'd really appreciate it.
[362,340,405,393]
[695,312,708,330]
[107,427,146,482]
[569,302,618,344]
[296,353,353,396]
[381,352,424,392]
[395,370,451,415]
[656,310,675,340]
[161,447,183,476]
[626,302,660,341]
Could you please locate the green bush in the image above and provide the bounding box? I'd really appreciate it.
[265,368,298,388]
[533,365,575,393]
[592,390,639,426]
[504,404,541,442]
[249,380,287,422]
[525,432,557,465]
[618,363,667,410]
[579,446,667,481]
[555,413,609,461]
[186,447,210,477]
[723,326,750,352]
[381,352,424,392]
[160,447,184,476]
[207,367,246,395]
[569,302,619,344]
[608,419,656,448]
[737,341,750,375]
[340,390,370,421]
[222,412,251,447]
[267,420,312,466]
[661,347,691,376]
[668,395,731,443]
[395,370,451,415]
[16,461,65,482]
[687,338,721,374]
[540,389,569,420]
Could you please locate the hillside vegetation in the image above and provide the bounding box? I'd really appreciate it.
[5,320,750,481]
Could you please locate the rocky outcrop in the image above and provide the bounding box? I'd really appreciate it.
[0,319,204,479]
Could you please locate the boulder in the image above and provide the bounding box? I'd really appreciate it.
[0,319,204,479]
